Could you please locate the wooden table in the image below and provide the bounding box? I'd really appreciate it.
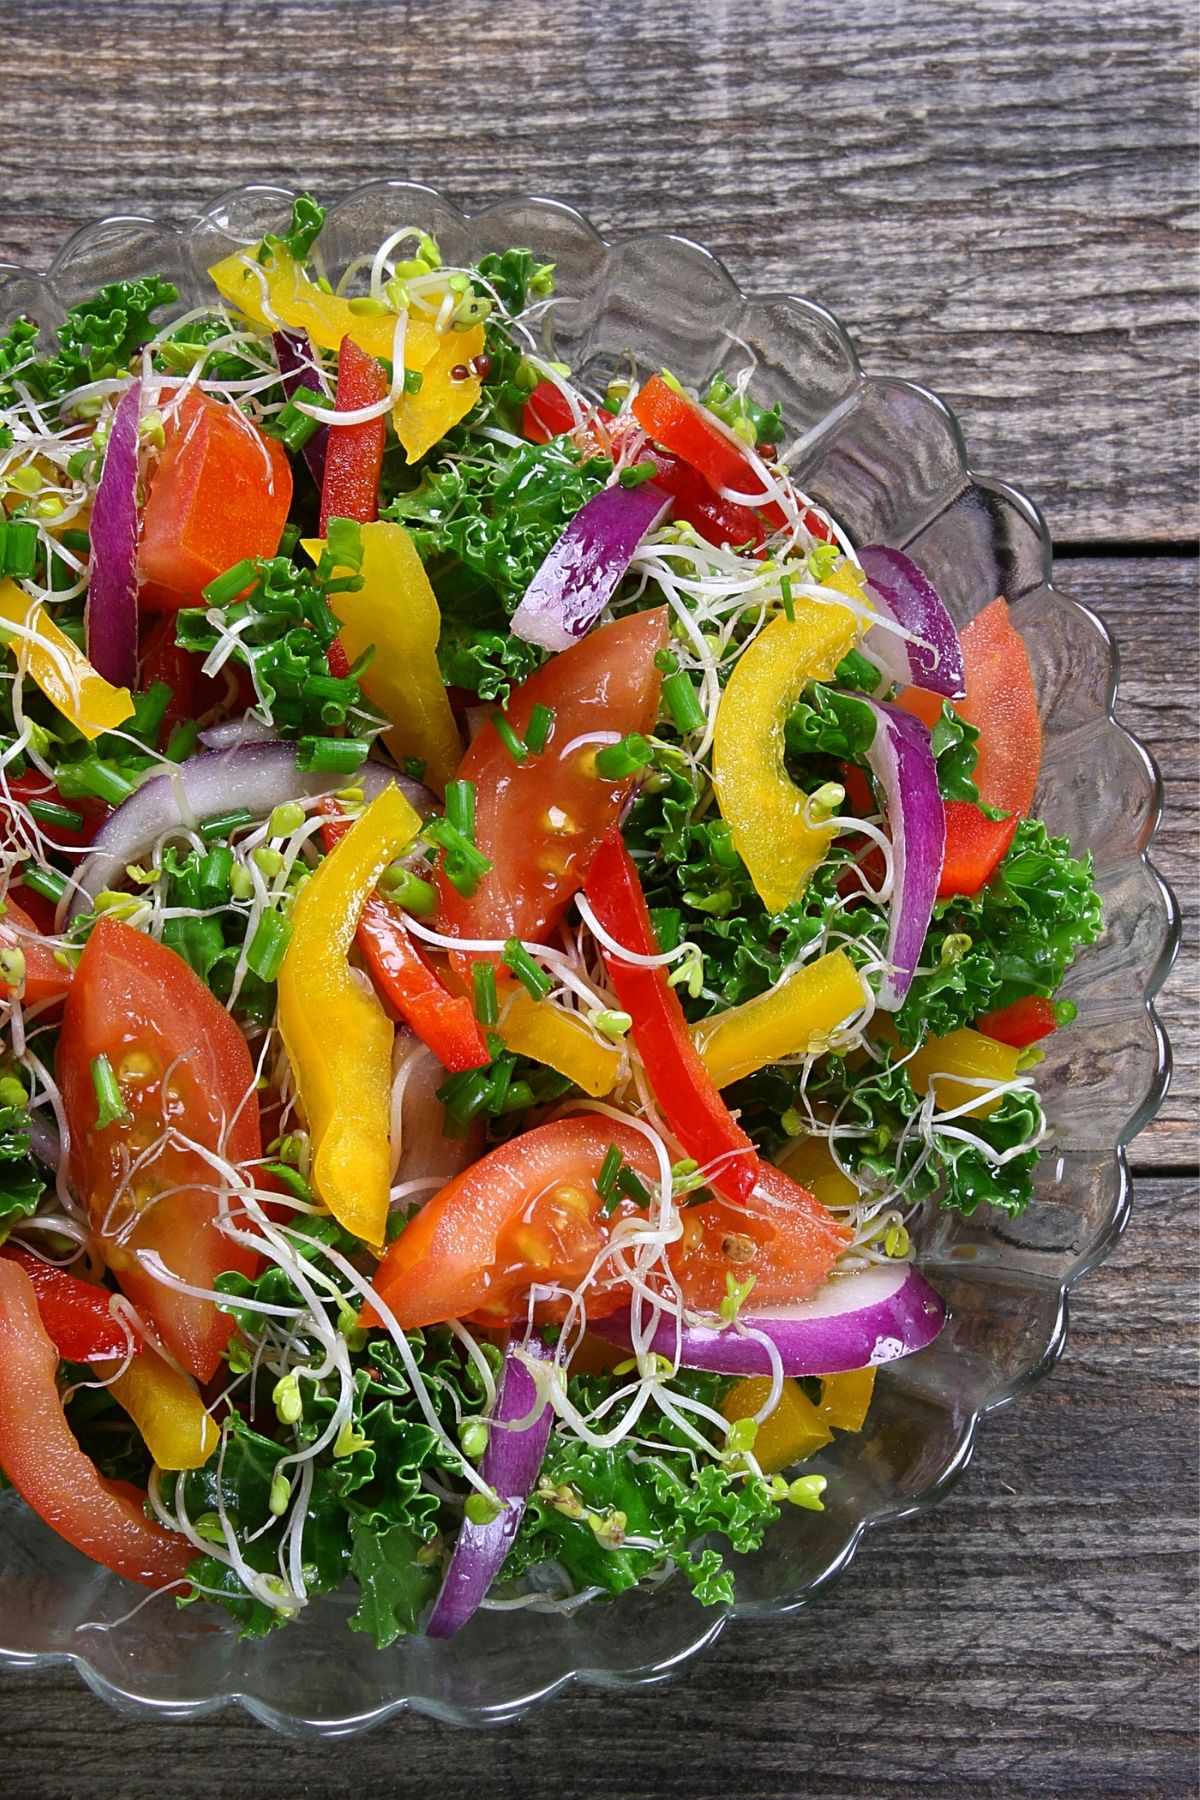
[0,2,1195,1792]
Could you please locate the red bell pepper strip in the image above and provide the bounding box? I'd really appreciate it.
[0,1258,194,1588]
[0,1246,141,1364]
[976,993,1060,1048]
[319,806,489,1072]
[582,827,758,1203]
[319,336,388,537]
[521,381,590,444]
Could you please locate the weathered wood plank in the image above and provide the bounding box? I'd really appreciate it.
[0,1175,1192,1797]
[0,0,1195,541]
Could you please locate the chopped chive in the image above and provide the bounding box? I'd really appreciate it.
[129,680,173,745]
[402,757,427,782]
[488,1052,516,1112]
[423,819,492,898]
[246,910,292,981]
[661,670,706,735]
[437,1066,496,1125]
[496,1079,535,1114]
[594,733,654,781]
[378,865,438,917]
[445,779,477,844]
[1054,999,1078,1026]
[654,647,680,675]
[295,736,370,774]
[70,757,136,806]
[403,367,424,395]
[501,936,552,1001]
[490,711,528,764]
[277,521,301,558]
[779,573,795,621]
[198,846,234,904]
[200,808,253,844]
[21,864,67,904]
[59,529,91,555]
[618,462,658,488]
[201,558,259,606]
[473,961,498,1026]
[28,799,84,832]
[616,1165,652,1206]
[596,1142,623,1208]
[91,1053,130,1130]
[525,703,555,755]
[166,719,199,762]
[2,519,37,579]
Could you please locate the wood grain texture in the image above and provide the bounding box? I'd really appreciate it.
[0,1,1195,1790]
[0,1175,1192,1800]
[0,0,1196,542]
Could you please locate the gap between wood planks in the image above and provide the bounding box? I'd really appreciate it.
[1054,539,1199,558]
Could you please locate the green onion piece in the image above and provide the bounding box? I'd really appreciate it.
[501,936,552,1001]
[198,846,234,904]
[661,670,706,735]
[27,799,84,832]
[3,520,38,579]
[438,1066,496,1125]
[296,736,370,774]
[615,1165,652,1206]
[596,1143,623,1210]
[377,865,438,917]
[594,733,654,781]
[247,910,292,981]
[423,819,492,897]
[445,779,477,844]
[779,572,795,622]
[201,559,259,606]
[129,680,173,746]
[496,1079,535,1114]
[277,521,301,558]
[473,961,499,1026]
[654,647,680,675]
[22,864,67,904]
[525,703,555,755]
[165,719,199,762]
[70,757,136,806]
[200,808,253,844]
[490,712,528,764]
[1054,999,1078,1026]
[91,1053,130,1130]
[59,529,91,555]
[618,462,658,489]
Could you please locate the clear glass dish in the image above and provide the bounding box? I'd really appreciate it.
[0,183,1180,1737]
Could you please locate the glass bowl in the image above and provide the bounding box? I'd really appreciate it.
[0,183,1179,1737]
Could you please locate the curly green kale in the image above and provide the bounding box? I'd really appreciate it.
[0,277,179,409]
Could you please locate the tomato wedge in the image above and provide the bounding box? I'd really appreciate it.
[0,1247,139,1363]
[56,917,261,1381]
[435,608,669,957]
[583,827,758,1204]
[0,1258,194,1588]
[0,897,72,1005]
[899,597,1042,897]
[319,335,388,535]
[137,614,200,743]
[669,1162,851,1314]
[138,391,293,609]
[363,1114,661,1330]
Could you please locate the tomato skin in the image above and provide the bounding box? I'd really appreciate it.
[138,391,293,609]
[0,1258,194,1587]
[899,597,1041,897]
[0,1246,139,1363]
[976,993,1059,1048]
[0,897,72,1005]
[363,1115,659,1330]
[56,918,261,1381]
[319,335,388,535]
[669,1162,851,1314]
[137,615,200,742]
[435,609,670,957]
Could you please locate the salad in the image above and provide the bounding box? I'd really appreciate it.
[0,196,1101,1643]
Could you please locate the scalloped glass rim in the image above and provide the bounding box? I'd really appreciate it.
[0,183,1181,1738]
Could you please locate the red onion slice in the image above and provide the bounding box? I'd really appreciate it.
[510,479,672,652]
[273,329,329,486]
[425,1333,554,1638]
[86,378,142,689]
[859,545,966,700]
[863,699,945,1011]
[64,742,432,922]
[594,1262,946,1377]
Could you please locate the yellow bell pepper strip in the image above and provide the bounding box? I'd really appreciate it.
[712,566,868,912]
[0,578,133,739]
[817,1367,877,1433]
[691,947,866,1089]
[721,1375,833,1473]
[278,783,422,1246]
[904,1025,1021,1120]
[493,983,623,1099]
[302,521,463,794]
[207,241,441,366]
[391,320,486,463]
[101,1346,219,1471]
[774,1135,862,1213]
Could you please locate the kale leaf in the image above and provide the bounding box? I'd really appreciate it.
[1,278,179,408]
